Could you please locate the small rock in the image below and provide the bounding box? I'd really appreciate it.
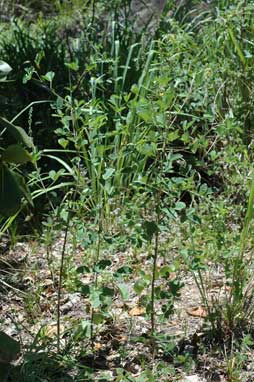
[61,293,81,313]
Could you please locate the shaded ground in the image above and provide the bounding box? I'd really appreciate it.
[1,235,254,381]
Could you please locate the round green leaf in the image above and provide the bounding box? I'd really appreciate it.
[134,279,147,295]
[92,312,106,325]
[58,138,69,149]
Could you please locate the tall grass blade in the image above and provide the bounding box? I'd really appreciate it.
[240,173,254,256]
[228,26,247,68]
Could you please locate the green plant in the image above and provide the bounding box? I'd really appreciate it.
[4,2,254,381]
[224,335,253,382]
[182,171,254,340]
[0,61,34,219]
[0,331,20,382]
[0,111,34,218]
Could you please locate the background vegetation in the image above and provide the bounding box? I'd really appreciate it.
[1,0,254,381]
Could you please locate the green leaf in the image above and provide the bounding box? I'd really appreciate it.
[14,171,33,208]
[102,168,115,180]
[113,266,133,278]
[35,51,45,68]
[228,26,247,67]
[90,289,101,308]
[76,265,90,274]
[0,164,33,217]
[58,138,69,149]
[0,362,10,382]
[118,283,129,300]
[0,61,12,76]
[65,61,79,71]
[22,67,34,84]
[49,170,57,181]
[0,331,20,363]
[2,144,32,164]
[42,71,55,82]
[94,260,111,273]
[75,320,91,339]
[167,131,179,142]
[159,266,172,277]
[101,287,114,297]
[174,202,186,211]
[142,220,158,241]
[80,284,90,296]
[134,279,147,295]
[161,301,174,318]
[0,117,33,148]
[131,84,139,94]
[137,143,157,157]
[0,164,23,217]
[92,312,106,325]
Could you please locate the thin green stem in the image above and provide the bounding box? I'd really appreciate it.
[90,216,102,349]
[151,227,159,335]
[57,214,70,352]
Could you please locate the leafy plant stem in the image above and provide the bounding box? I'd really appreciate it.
[150,191,161,336]
[57,213,70,352]
[189,222,215,331]
[90,216,102,350]
[151,224,159,335]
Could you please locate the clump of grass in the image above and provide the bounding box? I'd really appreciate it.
[219,174,254,337]
[188,173,254,342]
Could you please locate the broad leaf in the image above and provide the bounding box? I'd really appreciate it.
[42,71,55,82]
[0,164,33,217]
[142,220,158,241]
[2,144,32,164]
[118,283,129,300]
[76,265,90,274]
[0,164,23,217]
[92,312,106,325]
[0,117,33,148]
[80,284,90,296]
[0,331,20,363]
[58,138,69,149]
[90,288,101,308]
[93,260,111,273]
[102,168,115,180]
[134,279,147,295]
[0,362,10,382]
[174,202,186,211]
[13,170,33,208]
[113,266,133,278]
[0,61,12,76]
[101,287,114,297]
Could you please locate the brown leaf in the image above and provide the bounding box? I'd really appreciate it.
[43,278,54,287]
[94,342,103,351]
[187,306,207,318]
[168,320,178,326]
[44,324,65,338]
[128,306,145,316]
[118,334,127,342]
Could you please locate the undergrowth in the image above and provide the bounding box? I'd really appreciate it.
[1,1,254,381]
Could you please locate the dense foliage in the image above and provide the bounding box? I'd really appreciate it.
[1,1,254,381]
